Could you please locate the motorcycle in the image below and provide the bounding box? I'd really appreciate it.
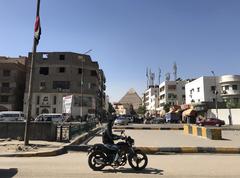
[88,130,148,171]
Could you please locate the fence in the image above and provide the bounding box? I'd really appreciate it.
[56,122,97,141]
[208,108,240,125]
[0,121,96,141]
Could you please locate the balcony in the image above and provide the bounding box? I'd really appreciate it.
[220,90,240,96]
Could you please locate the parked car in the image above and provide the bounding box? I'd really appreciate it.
[196,118,225,127]
[34,113,64,123]
[114,116,129,125]
[150,117,165,124]
[0,111,25,122]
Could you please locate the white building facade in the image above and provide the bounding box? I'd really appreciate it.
[219,75,240,106]
[185,76,223,104]
[159,80,187,107]
[144,86,159,114]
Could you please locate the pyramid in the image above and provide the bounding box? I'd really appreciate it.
[119,88,142,110]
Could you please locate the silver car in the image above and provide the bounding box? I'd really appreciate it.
[114,117,129,125]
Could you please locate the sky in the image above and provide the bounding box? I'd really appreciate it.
[0,0,240,102]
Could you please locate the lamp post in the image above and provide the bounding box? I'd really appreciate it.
[24,0,41,146]
[211,71,219,118]
[80,58,83,118]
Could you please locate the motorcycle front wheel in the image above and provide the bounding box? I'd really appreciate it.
[88,151,106,171]
[128,150,148,170]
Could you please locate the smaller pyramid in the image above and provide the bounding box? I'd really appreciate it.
[119,88,142,110]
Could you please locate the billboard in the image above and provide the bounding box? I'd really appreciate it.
[62,95,73,114]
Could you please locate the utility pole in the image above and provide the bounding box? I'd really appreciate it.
[211,71,219,119]
[80,57,84,118]
[24,0,41,145]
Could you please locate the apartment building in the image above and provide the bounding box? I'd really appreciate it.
[143,85,159,114]
[185,76,223,104]
[0,56,27,111]
[159,80,187,107]
[219,75,240,106]
[23,52,106,118]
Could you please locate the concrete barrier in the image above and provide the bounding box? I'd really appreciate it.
[113,126,183,130]
[184,124,222,140]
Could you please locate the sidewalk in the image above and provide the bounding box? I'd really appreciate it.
[0,126,102,157]
[0,139,66,155]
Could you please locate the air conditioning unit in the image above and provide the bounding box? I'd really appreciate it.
[39,86,45,91]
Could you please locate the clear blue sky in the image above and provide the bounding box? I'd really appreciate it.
[1,0,240,102]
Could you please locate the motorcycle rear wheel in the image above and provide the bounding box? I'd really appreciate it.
[128,150,148,171]
[88,151,105,171]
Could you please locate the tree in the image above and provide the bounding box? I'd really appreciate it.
[163,103,171,113]
[108,102,115,114]
[137,105,146,115]
[226,100,240,109]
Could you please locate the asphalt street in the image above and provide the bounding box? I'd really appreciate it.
[0,152,240,178]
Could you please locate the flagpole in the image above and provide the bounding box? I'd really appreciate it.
[24,0,41,146]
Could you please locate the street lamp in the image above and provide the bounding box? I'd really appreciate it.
[211,71,218,118]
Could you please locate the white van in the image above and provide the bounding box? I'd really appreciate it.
[34,113,64,123]
[0,111,25,122]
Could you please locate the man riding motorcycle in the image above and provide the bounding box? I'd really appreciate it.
[102,115,124,164]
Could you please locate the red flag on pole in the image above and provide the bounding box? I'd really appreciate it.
[34,16,41,45]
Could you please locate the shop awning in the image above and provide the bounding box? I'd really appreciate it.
[182,108,196,117]
[159,110,166,117]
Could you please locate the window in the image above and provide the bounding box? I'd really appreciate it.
[59,54,65,60]
[2,82,9,88]
[168,85,176,90]
[78,68,82,74]
[3,70,10,77]
[59,67,65,73]
[225,85,229,90]
[53,96,57,105]
[52,108,56,113]
[36,108,39,115]
[182,86,185,90]
[39,67,49,75]
[190,89,194,94]
[91,70,97,76]
[1,96,9,102]
[211,86,216,91]
[40,82,46,87]
[53,81,70,89]
[160,86,165,92]
[232,85,238,90]
[197,87,200,92]
[36,96,40,104]
[160,94,165,100]
[73,96,92,107]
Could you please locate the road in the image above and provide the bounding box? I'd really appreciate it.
[0,152,240,178]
